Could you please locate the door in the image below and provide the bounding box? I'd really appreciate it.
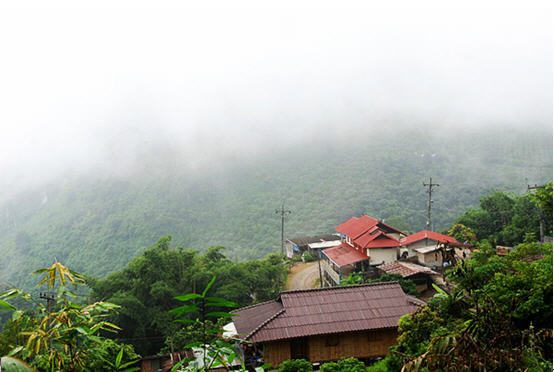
[290,337,309,360]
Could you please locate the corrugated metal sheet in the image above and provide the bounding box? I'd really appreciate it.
[232,300,284,338]
[323,243,369,267]
[401,230,462,247]
[233,282,423,343]
[355,231,401,249]
[378,261,438,277]
[335,216,379,239]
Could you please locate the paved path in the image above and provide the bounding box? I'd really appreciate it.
[286,261,321,290]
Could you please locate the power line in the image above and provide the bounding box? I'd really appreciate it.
[423,177,439,231]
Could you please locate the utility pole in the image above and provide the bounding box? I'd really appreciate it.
[275,203,291,257]
[423,177,440,231]
[528,184,546,242]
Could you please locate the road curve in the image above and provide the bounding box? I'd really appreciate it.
[286,261,321,290]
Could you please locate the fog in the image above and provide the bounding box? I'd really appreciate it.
[0,1,552,199]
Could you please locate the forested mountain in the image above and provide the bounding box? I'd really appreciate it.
[1,125,551,288]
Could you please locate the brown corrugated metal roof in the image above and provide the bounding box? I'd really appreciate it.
[232,282,423,343]
[378,261,438,277]
[232,300,284,338]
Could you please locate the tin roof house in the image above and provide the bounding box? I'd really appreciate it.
[320,216,406,286]
[231,282,424,367]
[400,230,464,269]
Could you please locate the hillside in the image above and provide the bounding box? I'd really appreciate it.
[1,125,551,288]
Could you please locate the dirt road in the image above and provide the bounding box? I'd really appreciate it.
[286,261,321,290]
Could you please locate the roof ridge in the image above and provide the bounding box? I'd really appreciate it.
[245,308,286,340]
[233,299,279,312]
[280,281,400,295]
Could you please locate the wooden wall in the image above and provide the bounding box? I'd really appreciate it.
[263,329,397,367]
[264,340,291,367]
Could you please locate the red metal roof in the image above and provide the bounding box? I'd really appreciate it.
[378,261,438,277]
[335,215,405,241]
[355,230,401,249]
[232,282,425,343]
[335,215,379,240]
[401,230,461,247]
[322,242,369,267]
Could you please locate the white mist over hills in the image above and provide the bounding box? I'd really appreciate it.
[0,2,551,201]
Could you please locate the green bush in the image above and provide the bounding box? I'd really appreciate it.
[279,358,312,372]
[303,252,315,262]
[320,357,366,372]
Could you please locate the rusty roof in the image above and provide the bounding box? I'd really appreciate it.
[378,261,438,277]
[232,282,424,343]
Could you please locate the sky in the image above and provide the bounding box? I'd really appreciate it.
[0,1,552,196]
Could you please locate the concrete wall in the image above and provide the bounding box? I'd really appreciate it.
[367,248,398,264]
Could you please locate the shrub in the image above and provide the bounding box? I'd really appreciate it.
[303,252,315,262]
[279,358,312,372]
[320,357,366,372]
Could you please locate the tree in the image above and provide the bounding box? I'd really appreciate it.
[0,262,138,372]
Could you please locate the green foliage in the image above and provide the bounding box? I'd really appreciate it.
[455,189,545,246]
[1,127,551,294]
[88,237,286,355]
[340,273,364,286]
[394,241,553,370]
[278,358,312,372]
[529,181,553,222]
[320,357,367,372]
[168,275,244,372]
[302,252,315,262]
[447,223,476,244]
[366,355,402,372]
[0,262,139,372]
[368,273,417,296]
[85,339,140,372]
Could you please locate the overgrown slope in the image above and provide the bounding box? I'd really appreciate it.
[1,125,551,288]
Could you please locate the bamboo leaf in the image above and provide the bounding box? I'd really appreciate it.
[174,293,203,302]
[204,297,239,308]
[206,312,238,318]
[202,275,217,297]
[0,299,16,311]
[169,305,199,316]
[116,346,124,367]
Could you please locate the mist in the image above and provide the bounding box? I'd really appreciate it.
[0,1,552,200]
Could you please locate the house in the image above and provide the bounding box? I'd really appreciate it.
[231,282,425,367]
[335,215,405,265]
[400,230,463,268]
[285,234,341,259]
[320,242,371,286]
[377,261,438,292]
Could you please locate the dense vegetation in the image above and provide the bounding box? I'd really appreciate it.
[0,182,552,370]
[87,236,287,355]
[0,126,551,291]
